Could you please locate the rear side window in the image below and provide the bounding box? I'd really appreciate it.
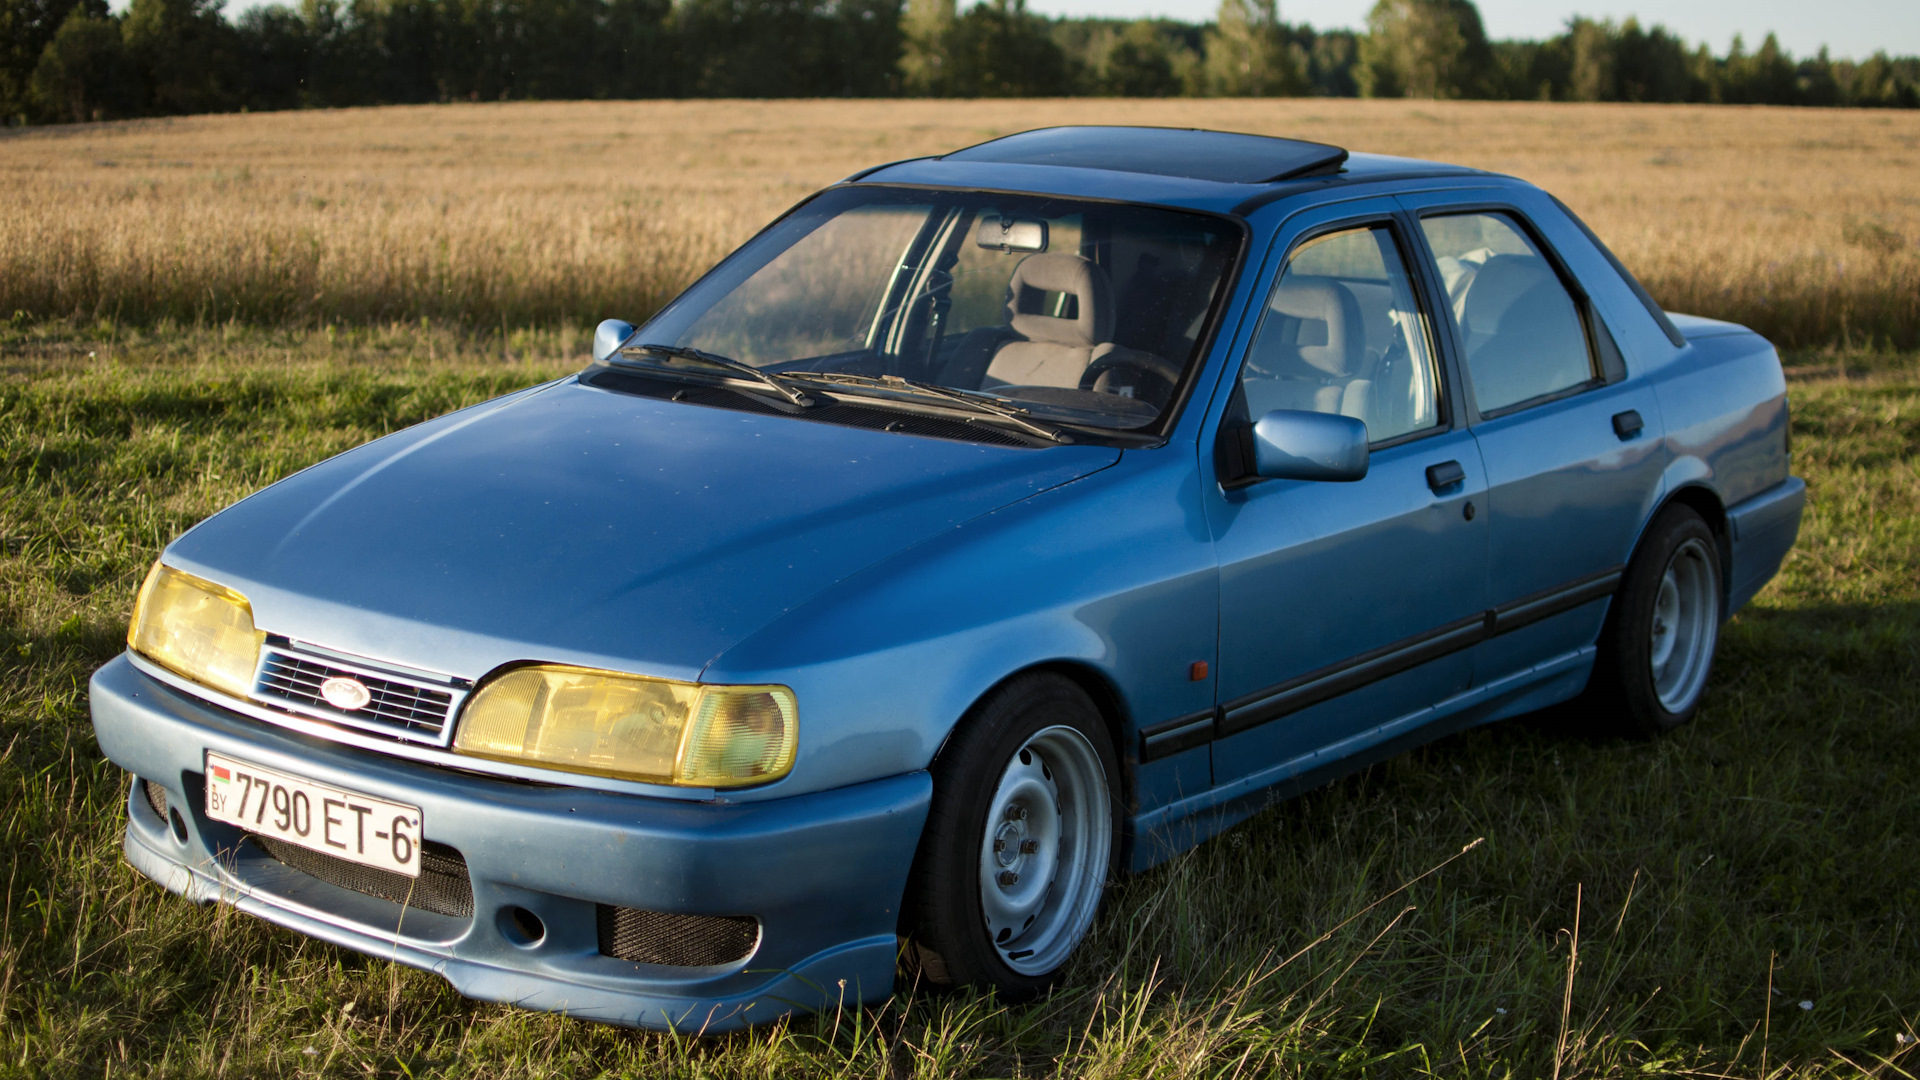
[1420,212,1596,415]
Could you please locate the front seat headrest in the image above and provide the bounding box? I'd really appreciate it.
[1005,253,1114,347]
[1265,276,1364,379]
[1458,254,1555,339]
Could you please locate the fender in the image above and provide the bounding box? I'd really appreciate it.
[704,445,1219,813]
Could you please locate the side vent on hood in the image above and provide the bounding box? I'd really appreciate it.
[585,370,1034,448]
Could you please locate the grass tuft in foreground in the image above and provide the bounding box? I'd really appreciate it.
[1,324,1916,1076]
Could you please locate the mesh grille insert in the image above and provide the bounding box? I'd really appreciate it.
[255,651,455,740]
[142,778,168,821]
[597,904,759,967]
[248,834,474,919]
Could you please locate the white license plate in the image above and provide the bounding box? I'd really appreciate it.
[205,752,423,878]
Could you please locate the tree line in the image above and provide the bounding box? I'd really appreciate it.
[6,0,1917,124]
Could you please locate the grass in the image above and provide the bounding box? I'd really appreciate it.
[1,315,1917,1076]
[1,100,1917,348]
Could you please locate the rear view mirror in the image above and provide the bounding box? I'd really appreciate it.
[975,216,1048,253]
[593,319,636,363]
[1250,409,1369,482]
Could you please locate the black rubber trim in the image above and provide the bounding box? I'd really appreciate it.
[1218,613,1487,737]
[1487,566,1624,635]
[1202,564,1627,742]
[1137,709,1219,763]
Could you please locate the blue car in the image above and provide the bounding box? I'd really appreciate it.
[91,126,1804,1031]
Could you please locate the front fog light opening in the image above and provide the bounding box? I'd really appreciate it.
[498,905,546,947]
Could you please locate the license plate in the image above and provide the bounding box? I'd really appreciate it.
[205,752,423,878]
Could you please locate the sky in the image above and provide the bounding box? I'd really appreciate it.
[1023,0,1920,61]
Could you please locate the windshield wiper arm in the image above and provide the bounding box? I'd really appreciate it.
[616,343,814,408]
[784,372,1072,444]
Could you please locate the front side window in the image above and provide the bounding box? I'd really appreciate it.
[1236,223,1440,445]
[632,186,1241,433]
[1419,212,1596,415]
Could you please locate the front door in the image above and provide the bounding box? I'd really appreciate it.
[1202,207,1490,789]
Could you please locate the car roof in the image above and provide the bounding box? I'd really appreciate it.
[852,126,1495,216]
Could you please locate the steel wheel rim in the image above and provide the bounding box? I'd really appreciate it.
[1649,536,1719,713]
[977,725,1110,977]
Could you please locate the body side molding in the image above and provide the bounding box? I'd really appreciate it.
[1139,564,1625,762]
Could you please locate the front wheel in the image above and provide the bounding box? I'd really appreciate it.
[902,674,1119,998]
[1588,505,1724,736]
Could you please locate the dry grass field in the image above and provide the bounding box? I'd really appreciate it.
[2,99,1917,346]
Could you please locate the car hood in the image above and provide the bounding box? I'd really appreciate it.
[164,377,1120,682]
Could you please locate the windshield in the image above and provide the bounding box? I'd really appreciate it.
[630,186,1242,432]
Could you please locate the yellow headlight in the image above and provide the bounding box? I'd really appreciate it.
[127,562,265,699]
[453,665,797,788]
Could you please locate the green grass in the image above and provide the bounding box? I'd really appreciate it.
[2,321,1917,1077]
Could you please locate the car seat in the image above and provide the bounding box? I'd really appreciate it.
[982,253,1118,388]
[1243,275,1370,424]
[1456,255,1589,410]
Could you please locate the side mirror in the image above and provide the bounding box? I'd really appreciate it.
[1250,409,1369,482]
[593,319,636,364]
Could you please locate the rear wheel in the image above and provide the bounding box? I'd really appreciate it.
[1588,505,1723,736]
[902,674,1119,998]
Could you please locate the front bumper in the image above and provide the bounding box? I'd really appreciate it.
[90,654,932,1032]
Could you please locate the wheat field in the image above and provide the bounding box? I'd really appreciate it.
[2,99,1917,347]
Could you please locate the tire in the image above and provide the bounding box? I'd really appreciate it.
[1587,504,1724,737]
[902,673,1121,999]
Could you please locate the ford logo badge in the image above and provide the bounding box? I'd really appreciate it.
[320,676,372,712]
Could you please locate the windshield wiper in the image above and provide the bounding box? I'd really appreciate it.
[616,343,815,408]
[784,372,1072,444]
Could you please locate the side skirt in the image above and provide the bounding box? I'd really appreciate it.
[1125,646,1596,873]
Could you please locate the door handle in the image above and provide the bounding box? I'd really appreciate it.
[1612,410,1645,440]
[1425,460,1465,492]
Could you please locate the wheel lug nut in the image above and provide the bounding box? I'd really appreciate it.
[1005,806,1026,821]
[993,838,1005,852]
[997,870,1019,887]
[1020,839,1039,854]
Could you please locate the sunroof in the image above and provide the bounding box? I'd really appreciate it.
[944,126,1348,185]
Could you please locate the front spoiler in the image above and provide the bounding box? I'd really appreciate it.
[92,654,932,1032]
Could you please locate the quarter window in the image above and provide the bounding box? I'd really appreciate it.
[1419,212,1596,415]
[1237,224,1440,445]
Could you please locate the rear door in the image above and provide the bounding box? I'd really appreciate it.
[1197,200,1490,788]
[1397,194,1668,684]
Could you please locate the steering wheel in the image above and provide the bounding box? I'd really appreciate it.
[1079,350,1183,399]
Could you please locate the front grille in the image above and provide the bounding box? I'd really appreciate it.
[248,834,474,919]
[597,904,759,967]
[143,778,168,821]
[255,650,456,742]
